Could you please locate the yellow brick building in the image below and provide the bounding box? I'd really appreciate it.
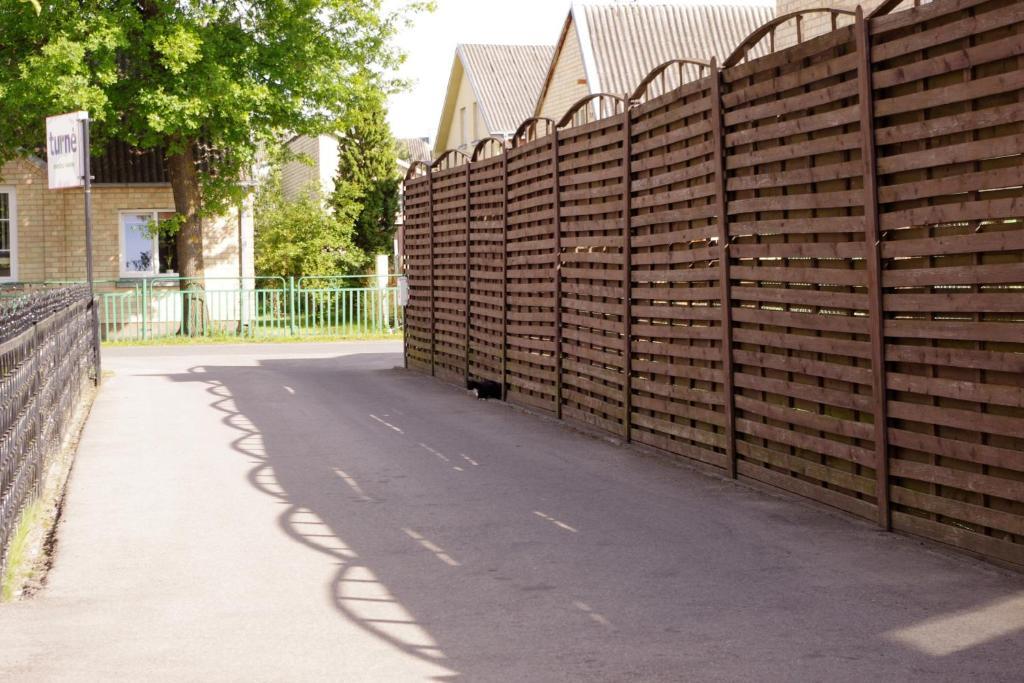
[0,150,253,292]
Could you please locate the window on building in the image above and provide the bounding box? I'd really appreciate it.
[0,188,16,281]
[119,210,176,277]
[472,102,479,142]
[459,107,467,147]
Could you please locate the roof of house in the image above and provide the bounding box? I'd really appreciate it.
[434,43,555,154]
[397,137,432,164]
[30,140,170,184]
[90,142,169,184]
[536,2,774,114]
[458,44,555,134]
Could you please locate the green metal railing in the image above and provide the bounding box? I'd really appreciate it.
[94,275,403,342]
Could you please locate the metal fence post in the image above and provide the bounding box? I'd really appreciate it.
[31,316,42,473]
[856,7,892,531]
[141,278,148,342]
[288,276,297,335]
[91,296,102,385]
[711,58,738,479]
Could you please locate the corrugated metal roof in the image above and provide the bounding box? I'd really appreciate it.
[90,142,169,184]
[458,44,555,134]
[32,140,170,184]
[397,137,432,163]
[579,3,775,96]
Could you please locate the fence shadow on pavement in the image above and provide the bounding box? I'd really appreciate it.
[161,352,1024,681]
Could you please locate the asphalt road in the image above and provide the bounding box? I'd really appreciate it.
[1,341,1021,681]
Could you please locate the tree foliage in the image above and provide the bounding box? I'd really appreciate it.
[0,0,413,204]
[330,92,400,260]
[254,168,364,279]
[0,0,423,289]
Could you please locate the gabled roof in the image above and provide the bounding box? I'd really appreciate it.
[536,2,774,115]
[397,137,432,164]
[458,44,555,134]
[435,43,555,155]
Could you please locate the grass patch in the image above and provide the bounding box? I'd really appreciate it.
[1,384,97,602]
[1,500,46,602]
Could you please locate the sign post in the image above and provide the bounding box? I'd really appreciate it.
[46,111,93,291]
[46,110,99,383]
[81,116,95,297]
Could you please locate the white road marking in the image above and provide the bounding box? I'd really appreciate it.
[573,601,612,627]
[283,385,296,395]
[333,468,374,502]
[533,510,578,533]
[459,453,479,466]
[403,528,461,567]
[370,414,403,433]
[418,443,450,463]
[452,466,464,472]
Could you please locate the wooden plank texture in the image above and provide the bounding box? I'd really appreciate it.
[871,0,1024,565]
[401,0,1024,569]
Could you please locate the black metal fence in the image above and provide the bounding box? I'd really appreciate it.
[0,286,99,575]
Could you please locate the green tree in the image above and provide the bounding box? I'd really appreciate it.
[330,92,401,265]
[254,168,364,280]
[0,0,422,328]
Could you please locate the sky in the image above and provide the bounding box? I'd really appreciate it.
[384,0,571,143]
[384,0,776,144]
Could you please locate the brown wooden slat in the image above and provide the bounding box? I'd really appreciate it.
[401,0,1024,568]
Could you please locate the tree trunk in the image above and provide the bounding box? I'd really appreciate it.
[167,143,207,336]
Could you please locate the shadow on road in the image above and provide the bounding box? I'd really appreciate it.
[163,352,1024,681]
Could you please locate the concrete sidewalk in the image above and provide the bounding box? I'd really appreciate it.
[0,341,1021,681]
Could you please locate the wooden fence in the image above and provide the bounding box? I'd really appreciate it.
[401,0,1024,568]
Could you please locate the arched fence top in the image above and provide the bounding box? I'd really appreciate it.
[471,136,508,161]
[430,149,470,171]
[630,58,711,104]
[556,93,627,130]
[404,160,429,183]
[723,8,857,68]
[511,117,555,148]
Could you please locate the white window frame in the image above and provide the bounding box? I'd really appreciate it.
[118,209,174,279]
[0,186,18,283]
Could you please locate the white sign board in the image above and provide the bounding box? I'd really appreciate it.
[46,111,88,189]
[397,276,409,307]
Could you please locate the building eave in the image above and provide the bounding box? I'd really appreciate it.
[433,51,468,158]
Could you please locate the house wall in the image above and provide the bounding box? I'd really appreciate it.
[282,134,340,201]
[1,157,68,282]
[281,135,319,201]
[435,62,488,156]
[0,157,251,291]
[535,21,590,122]
[317,134,339,198]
